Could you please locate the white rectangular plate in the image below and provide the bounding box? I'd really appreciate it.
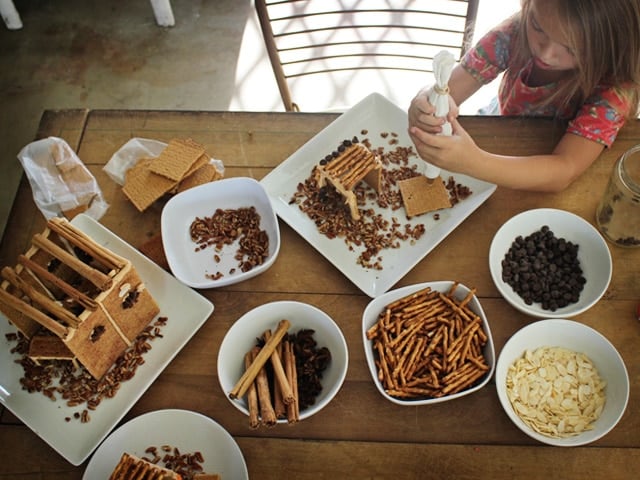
[260,93,497,297]
[0,214,214,465]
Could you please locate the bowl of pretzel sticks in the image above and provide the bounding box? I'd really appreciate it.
[362,281,495,405]
[217,301,349,426]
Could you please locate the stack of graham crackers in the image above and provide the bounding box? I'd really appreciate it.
[122,138,223,212]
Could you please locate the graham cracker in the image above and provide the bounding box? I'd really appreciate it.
[29,335,75,361]
[62,202,91,220]
[148,138,205,181]
[123,158,177,212]
[399,175,452,218]
[183,153,210,177]
[177,162,219,193]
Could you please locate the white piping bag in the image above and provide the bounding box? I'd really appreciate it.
[423,50,456,180]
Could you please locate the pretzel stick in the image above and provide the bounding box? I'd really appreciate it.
[32,233,112,291]
[229,319,290,399]
[385,286,435,311]
[441,366,487,395]
[18,255,97,311]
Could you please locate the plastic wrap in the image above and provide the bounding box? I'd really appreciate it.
[17,137,108,220]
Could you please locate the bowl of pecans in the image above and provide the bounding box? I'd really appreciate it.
[362,281,495,405]
[489,208,612,318]
[161,177,280,289]
[495,319,629,446]
[217,301,349,426]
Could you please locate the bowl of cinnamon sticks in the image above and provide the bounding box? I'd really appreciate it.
[362,281,495,405]
[217,301,349,427]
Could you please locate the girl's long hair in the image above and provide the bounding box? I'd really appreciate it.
[514,0,640,117]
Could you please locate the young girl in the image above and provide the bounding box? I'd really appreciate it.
[407,0,640,192]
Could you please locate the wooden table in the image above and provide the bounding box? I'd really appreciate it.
[0,109,639,479]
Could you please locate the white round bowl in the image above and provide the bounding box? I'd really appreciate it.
[217,301,348,421]
[362,281,495,405]
[489,208,612,318]
[495,319,629,446]
[161,177,280,289]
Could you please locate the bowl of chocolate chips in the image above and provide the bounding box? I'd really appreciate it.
[489,208,612,318]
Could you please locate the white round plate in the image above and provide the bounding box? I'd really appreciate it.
[83,409,248,479]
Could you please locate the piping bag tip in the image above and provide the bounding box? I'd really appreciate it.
[423,163,441,185]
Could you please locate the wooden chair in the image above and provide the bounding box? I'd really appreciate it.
[255,0,479,111]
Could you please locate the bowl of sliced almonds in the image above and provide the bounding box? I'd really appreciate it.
[495,319,629,446]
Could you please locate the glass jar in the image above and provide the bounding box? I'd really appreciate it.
[596,144,640,247]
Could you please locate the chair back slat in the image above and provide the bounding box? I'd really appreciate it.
[256,0,479,111]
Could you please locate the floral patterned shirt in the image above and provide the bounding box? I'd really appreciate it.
[461,17,630,147]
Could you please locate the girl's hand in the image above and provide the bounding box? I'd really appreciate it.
[408,87,460,134]
[408,115,480,175]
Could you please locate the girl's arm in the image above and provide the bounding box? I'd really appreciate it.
[408,117,605,192]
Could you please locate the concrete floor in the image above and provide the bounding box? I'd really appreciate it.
[0,0,519,243]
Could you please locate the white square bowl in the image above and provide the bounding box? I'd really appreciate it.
[161,177,280,288]
[362,280,495,405]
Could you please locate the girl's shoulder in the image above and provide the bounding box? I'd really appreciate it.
[568,83,632,148]
[461,16,521,83]
[477,16,520,47]
[586,83,634,118]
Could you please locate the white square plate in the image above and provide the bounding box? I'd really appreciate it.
[0,214,214,465]
[260,93,497,297]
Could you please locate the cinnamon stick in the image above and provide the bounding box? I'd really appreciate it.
[48,218,126,271]
[18,254,98,311]
[0,288,68,338]
[32,233,113,291]
[245,348,260,429]
[229,319,290,399]
[264,329,295,405]
[283,339,299,423]
[2,267,80,328]
[272,342,287,419]
[253,346,277,427]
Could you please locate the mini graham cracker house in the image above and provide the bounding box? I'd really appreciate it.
[0,217,159,379]
[315,138,382,220]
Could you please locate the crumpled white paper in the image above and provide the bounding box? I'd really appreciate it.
[423,50,456,179]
